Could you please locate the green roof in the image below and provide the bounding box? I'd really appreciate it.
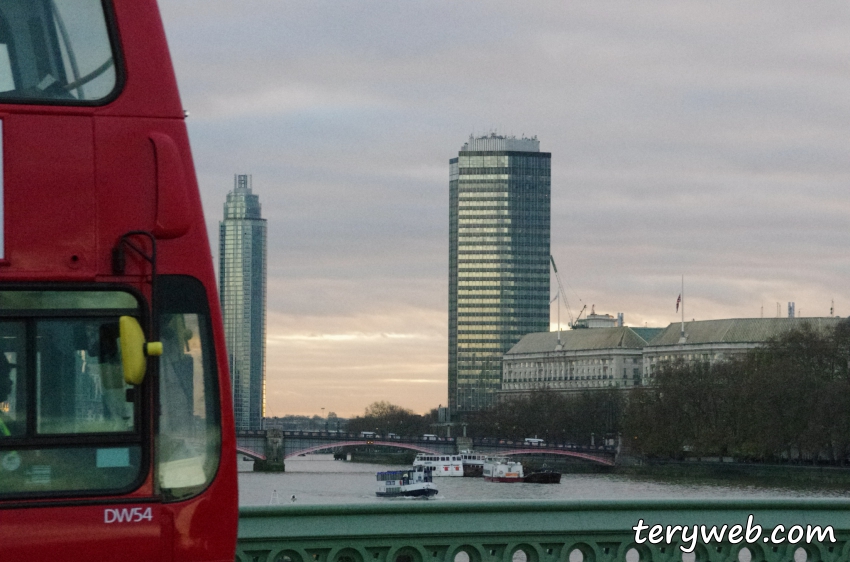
[506,327,649,355]
[646,317,844,347]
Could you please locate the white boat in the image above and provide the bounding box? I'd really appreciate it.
[459,450,486,477]
[376,466,438,498]
[482,457,524,483]
[412,453,464,477]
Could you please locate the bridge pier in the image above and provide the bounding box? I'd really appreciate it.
[254,429,286,472]
[455,436,473,453]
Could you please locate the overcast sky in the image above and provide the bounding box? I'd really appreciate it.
[157,1,850,417]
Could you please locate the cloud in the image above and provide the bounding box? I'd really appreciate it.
[158,0,850,416]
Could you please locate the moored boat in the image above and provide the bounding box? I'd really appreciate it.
[412,453,464,477]
[459,450,486,477]
[523,470,561,484]
[376,466,438,498]
[482,457,524,483]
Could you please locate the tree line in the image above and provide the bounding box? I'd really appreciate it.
[466,319,850,465]
[467,388,623,446]
[346,401,438,437]
[346,393,624,446]
[349,319,850,465]
[625,319,850,464]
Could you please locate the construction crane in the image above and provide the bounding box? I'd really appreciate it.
[573,303,588,329]
[550,255,586,330]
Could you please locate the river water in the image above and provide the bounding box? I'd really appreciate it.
[237,455,850,506]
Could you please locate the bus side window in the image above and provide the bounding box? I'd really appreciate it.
[160,315,195,431]
[156,276,221,501]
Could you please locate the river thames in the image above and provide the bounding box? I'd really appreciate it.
[237,454,850,506]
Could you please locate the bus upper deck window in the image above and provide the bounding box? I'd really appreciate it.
[0,0,117,104]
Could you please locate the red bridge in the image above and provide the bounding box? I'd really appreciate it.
[236,431,617,466]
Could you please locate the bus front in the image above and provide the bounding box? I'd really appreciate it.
[0,2,237,560]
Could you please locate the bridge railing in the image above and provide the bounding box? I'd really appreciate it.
[239,430,616,452]
[471,439,616,453]
[237,499,850,562]
[274,431,457,444]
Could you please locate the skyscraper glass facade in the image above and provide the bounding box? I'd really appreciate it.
[219,174,267,431]
[449,135,551,416]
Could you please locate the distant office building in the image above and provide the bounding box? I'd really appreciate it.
[449,134,551,416]
[219,174,267,430]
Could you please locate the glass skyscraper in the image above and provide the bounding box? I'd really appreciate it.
[449,134,551,416]
[219,174,267,431]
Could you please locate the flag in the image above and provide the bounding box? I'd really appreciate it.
[676,294,681,312]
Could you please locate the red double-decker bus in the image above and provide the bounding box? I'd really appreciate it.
[0,1,238,560]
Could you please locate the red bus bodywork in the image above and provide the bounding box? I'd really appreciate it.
[0,1,238,560]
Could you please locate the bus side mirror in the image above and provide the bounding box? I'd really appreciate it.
[119,316,162,385]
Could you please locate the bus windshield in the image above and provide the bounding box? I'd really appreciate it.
[0,290,143,497]
[0,0,117,103]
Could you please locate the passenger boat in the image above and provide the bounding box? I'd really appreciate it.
[412,453,464,477]
[375,466,438,498]
[524,470,561,484]
[482,458,524,483]
[459,450,486,477]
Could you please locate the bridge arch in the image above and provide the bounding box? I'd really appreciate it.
[285,441,441,460]
[237,446,266,461]
[494,448,615,466]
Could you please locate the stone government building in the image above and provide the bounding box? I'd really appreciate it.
[500,317,843,399]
